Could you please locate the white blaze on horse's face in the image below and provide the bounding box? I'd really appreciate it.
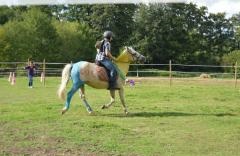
[125,46,146,64]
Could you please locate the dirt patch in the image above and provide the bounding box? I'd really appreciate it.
[1,135,107,156]
[2,146,104,156]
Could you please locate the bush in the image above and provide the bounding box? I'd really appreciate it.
[222,50,240,73]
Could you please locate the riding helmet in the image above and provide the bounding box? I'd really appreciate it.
[103,31,113,40]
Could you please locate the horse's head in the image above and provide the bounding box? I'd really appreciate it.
[124,46,146,64]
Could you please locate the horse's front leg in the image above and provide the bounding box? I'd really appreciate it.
[101,90,115,109]
[119,88,128,114]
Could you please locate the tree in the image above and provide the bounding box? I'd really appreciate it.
[0,26,9,61]
[0,4,237,66]
[131,3,235,66]
[50,4,137,54]
[0,6,15,25]
[89,4,137,52]
[131,3,190,64]
[0,7,59,62]
[0,6,28,25]
[231,13,240,50]
[53,20,95,62]
[222,50,240,73]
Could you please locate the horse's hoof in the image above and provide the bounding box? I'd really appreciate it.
[88,111,95,115]
[80,94,86,99]
[101,105,106,109]
[61,108,67,115]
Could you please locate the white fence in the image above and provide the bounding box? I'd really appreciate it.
[0,61,239,79]
[0,62,65,77]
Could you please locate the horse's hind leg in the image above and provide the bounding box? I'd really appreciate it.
[62,83,80,115]
[79,85,85,99]
[78,85,93,114]
[102,90,115,109]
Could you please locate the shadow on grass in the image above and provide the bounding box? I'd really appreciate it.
[101,111,237,118]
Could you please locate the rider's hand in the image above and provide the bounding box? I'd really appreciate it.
[112,57,116,61]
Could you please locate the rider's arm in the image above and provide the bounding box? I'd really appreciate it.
[106,50,116,61]
[105,42,116,61]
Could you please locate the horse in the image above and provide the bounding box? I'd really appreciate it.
[58,46,146,115]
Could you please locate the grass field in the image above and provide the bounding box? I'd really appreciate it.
[1,77,240,156]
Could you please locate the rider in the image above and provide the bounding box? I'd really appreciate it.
[95,31,118,90]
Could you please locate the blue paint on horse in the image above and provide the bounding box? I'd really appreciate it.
[71,62,85,86]
[64,62,93,112]
[65,62,85,109]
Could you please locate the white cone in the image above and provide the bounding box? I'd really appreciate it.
[8,72,12,82]
[40,72,45,82]
[11,72,16,85]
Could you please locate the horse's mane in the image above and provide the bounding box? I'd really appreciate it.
[116,50,128,63]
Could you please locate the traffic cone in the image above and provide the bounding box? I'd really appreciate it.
[11,72,16,85]
[8,72,12,82]
[40,72,44,82]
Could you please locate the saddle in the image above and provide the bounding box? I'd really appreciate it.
[95,65,109,82]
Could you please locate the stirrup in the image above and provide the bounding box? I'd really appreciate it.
[108,87,120,90]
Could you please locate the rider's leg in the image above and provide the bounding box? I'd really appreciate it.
[28,75,33,87]
[100,59,117,89]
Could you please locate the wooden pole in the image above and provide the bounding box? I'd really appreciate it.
[234,61,238,88]
[137,66,139,77]
[169,60,172,87]
[28,58,30,66]
[43,59,46,86]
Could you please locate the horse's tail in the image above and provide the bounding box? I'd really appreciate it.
[58,64,72,100]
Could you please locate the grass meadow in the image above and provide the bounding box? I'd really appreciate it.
[0,77,240,156]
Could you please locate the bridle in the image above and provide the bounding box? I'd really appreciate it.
[116,47,142,64]
[126,47,142,63]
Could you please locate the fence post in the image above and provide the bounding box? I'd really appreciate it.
[137,66,139,77]
[43,59,46,86]
[169,60,172,86]
[235,61,238,88]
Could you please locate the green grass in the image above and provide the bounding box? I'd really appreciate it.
[1,77,240,155]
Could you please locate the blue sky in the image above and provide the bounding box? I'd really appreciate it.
[188,0,240,17]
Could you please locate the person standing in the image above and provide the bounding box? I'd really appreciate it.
[25,61,37,88]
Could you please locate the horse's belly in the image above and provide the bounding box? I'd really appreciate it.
[85,81,108,89]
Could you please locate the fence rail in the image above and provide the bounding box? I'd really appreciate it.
[0,61,239,79]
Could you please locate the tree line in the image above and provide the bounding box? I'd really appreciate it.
[0,3,239,69]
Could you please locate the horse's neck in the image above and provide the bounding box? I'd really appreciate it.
[115,51,130,76]
[116,62,130,76]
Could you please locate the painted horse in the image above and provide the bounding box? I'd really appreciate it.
[58,47,146,115]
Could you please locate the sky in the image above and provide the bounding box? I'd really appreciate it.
[188,0,240,18]
[0,0,240,17]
